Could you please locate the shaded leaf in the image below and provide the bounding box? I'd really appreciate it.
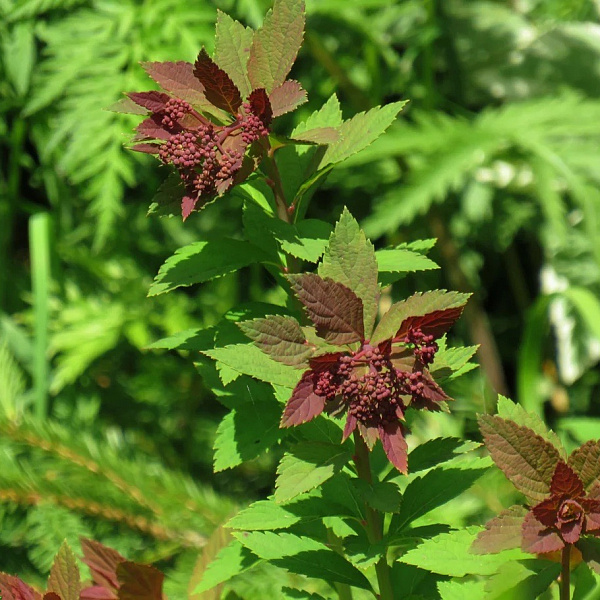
[275,442,351,503]
[226,500,301,530]
[127,91,170,113]
[193,48,242,114]
[140,61,210,108]
[214,11,253,98]
[319,208,379,338]
[47,541,81,600]
[484,559,561,600]
[372,290,470,345]
[479,415,562,503]
[292,127,340,145]
[0,574,42,600]
[134,115,172,141]
[569,440,600,491]
[248,88,272,125]
[247,0,305,93]
[147,173,184,217]
[378,421,408,473]
[288,274,364,345]
[116,562,163,600]
[550,461,584,497]
[281,370,326,427]
[81,538,125,592]
[521,511,564,554]
[471,505,528,554]
[108,97,148,115]
[577,537,600,576]
[269,80,307,117]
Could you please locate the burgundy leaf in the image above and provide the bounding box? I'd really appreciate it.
[378,420,408,473]
[131,143,160,155]
[281,370,327,427]
[238,315,311,367]
[116,562,163,600]
[288,273,365,345]
[561,515,584,544]
[181,195,199,221]
[532,496,562,528]
[80,586,117,600]
[396,306,467,341]
[127,91,171,113]
[193,48,242,114]
[134,115,174,141]
[309,353,343,371]
[342,412,357,442]
[478,416,561,504]
[585,504,600,532]
[568,440,600,491]
[81,538,125,593]
[550,461,584,497]
[0,575,42,600]
[248,88,273,125]
[521,510,564,554]
[409,372,449,411]
[43,594,61,600]
[141,61,209,107]
[269,80,307,117]
[471,505,528,554]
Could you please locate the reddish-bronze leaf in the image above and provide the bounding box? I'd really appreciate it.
[248,88,272,125]
[131,143,160,155]
[521,510,564,554]
[269,80,307,117]
[116,562,163,600]
[0,574,42,600]
[410,372,449,412]
[134,115,174,141]
[585,502,600,532]
[396,306,467,340]
[281,370,327,427]
[43,594,61,600]
[378,421,408,473]
[471,505,528,554]
[127,91,171,113]
[141,61,209,107]
[47,542,81,600]
[532,496,561,528]
[80,586,117,600]
[288,273,364,345]
[193,48,242,114]
[181,195,199,221]
[550,461,584,497]
[568,440,600,491]
[478,416,561,504]
[342,412,357,442]
[81,538,126,592]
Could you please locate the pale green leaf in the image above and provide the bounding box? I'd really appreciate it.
[292,94,343,136]
[227,500,301,530]
[375,248,439,273]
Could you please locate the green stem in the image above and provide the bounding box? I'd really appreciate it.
[353,432,394,600]
[261,139,291,224]
[560,544,571,600]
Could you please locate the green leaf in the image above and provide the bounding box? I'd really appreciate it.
[227,500,301,530]
[279,219,332,263]
[275,442,352,503]
[247,0,305,93]
[478,415,561,504]
[438,580,487,600]
[47,541,81,600]
[214,11,253,98]
[496,395,565,457]
[319,208,379,338]
[149,240,266,296]
[578,537,600,576]
[372,290,471,345]
[281,588,327,600]
[429,345,479,381]
[204,344,301,388]
[398,527,527,576]
[405,437,471,473]
[320,101,407,167]
[232,531,371,590]
[292,94,343,136]
[391,466,488,533]
[563,286,600,341]
[147,172,185,217]
[192,540,258,595]
[213,384,284,471]
[352,480,403,514]
[238,315,311,367]
[375,248,439,274]
[147,327,216,352]
[484,559,561,600]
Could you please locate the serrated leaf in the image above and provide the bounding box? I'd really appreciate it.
[288,274,364,345]
[521,511,564,553]
[484,559,561,600]
[213,385,284,471]
[0,575,42,600]
[430,345,479,380]
[292,94,343,136]
[214,12,253,99]
[192,540,258,595]
[568,440,600,491]
[116,562,163,600]
[108,97,148,115]
[372,290,470,345]
[398,527,527,576]
[147,172,185,217]
[281,588,326,600]
[281,370,327,427]
[193,48,242,114]
[320,101,407,167]
[232,531,371,590]
[478,415,561,503]
[227,500,301,530]
[392,466,488,533]
[140,61,211,109]
[127,91,171,113]
[352,480,403,514]
[81,538,125,592]
[406,437,469,473]
[205,344,301,388]
[496,396,565,457]
[578,537,600,576]
[239,315,311,367]
[47,542,81,600]
[149,240,266,296]
[275,442,351,503]
[247,0,305,93]
[292,127,340,145]
[438,580,487,600]
[278,219,332,263]
[319,208,379,338]
[471,505,528,554]
[269,80,307,117]
[375,248,439,274]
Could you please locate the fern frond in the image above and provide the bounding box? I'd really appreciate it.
[0,340,27,419]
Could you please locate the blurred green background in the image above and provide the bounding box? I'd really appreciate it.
[1,0,600,595]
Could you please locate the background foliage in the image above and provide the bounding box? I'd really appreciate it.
[1,0,600,596]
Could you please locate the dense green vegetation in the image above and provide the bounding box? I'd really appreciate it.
[1,0,600,596]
